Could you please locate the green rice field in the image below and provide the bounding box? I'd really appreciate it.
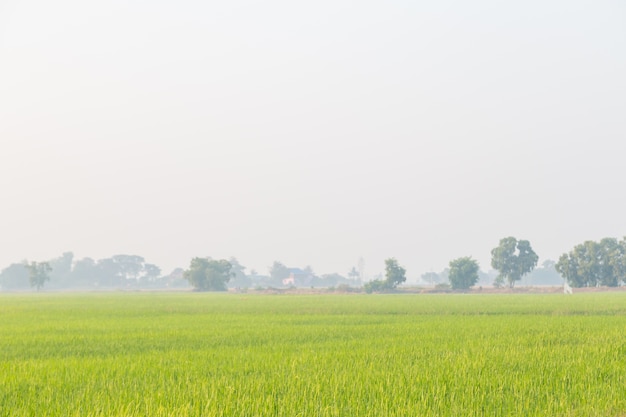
[1,292,625,416]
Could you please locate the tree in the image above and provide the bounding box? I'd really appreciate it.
[71,257,97,288]
[25,261,52,291]
[598,237,625,286]
[228,257,251,288]
[93,255,152,287]
[139,263,162,285]
[524,259,562,286]
[269,261,290,283]
[347,266,363,285]
[555,237,626,287]
[448,257,479,290]
[0,263,30,290]
[47,252,74,288]
[348,267,359,281]
[111,254,145,283]
[363,258,406,293]
[96,258,122,287]
[309,273,339,288]
[421,272,441,286]
[384,258,406,288]
[183,257,233,291]
[363,279,389,293]
[490,237,538,288]
[163,267,188,288]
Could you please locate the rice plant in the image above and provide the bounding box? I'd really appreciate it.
[0,293,624,416]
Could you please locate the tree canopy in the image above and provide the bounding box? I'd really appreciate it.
[384,258,406,288]
[183,258,233,291]
[0,263,29,290]
[555,237,626,287]
[448,257,479,290]
[25,261,52,291]
[490,237,538,288]
[269,261,290,283]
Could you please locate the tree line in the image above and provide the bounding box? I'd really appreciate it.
[441,236,626,290]
[0,253,177,291]
[2,236,626,292]
[185,237,541,292]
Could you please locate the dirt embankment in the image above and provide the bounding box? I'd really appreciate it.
[236,285,626,295]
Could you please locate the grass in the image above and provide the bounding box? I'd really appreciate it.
[1,292,625,416]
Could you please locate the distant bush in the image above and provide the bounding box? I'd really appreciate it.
[335,284,360,293]
[364,279,391,294]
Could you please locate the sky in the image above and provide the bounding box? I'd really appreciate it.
[1,0,625,280]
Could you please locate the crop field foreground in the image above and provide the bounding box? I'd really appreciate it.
[1,293,625,416]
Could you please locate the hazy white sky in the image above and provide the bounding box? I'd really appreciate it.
[1,0,625,279]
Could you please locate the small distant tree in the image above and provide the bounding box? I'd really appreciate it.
[491,237,538,288]
[144,263,162,280]
[314,273,348,288]
[139,263,162,285]
[347,266,362,286]
[448,257,479,290]
[421,272,440,286]
[384,258,406,288]
[111,254,145,283]
[363,279,388,294]
[71,257,97,288]
[269,261,290,283]
[348,267,359,281]
[363,259,406,293]
[183,258,233,291]
[25,261,52,291]
[228,257,250,288]
[47,252,74,288]
[0,263,30,290]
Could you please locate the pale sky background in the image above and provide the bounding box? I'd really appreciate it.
[1,0,625,280]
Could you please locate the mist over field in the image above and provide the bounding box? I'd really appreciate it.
[1,0,625,280]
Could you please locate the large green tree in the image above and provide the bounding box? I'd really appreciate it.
[490,237,538,288]
[184,258,233,291]
[384,258,406,288]
[555,237,626,287]
[448,257,479,290]
[25,261,52,291]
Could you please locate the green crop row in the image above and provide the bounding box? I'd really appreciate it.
[1,293,625,416]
